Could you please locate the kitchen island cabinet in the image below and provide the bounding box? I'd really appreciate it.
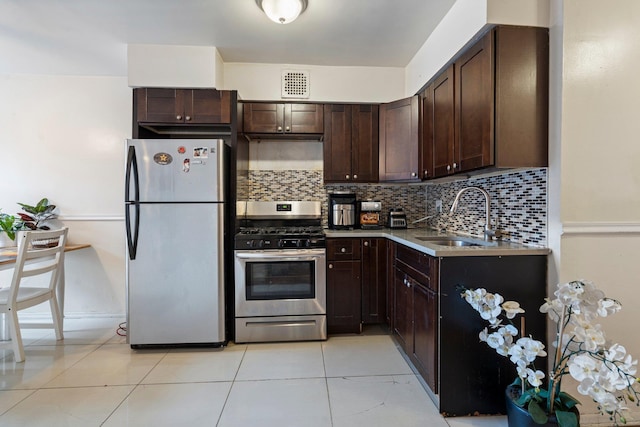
[391,241,547,416]
[393,244,438,392]
[323,104,379,183]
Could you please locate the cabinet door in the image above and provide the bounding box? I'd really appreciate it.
[413,282,438,393]
[455,31,494,172]
[386,241,396,328]
[429,66,456,178]
[352,104,379,182]
[285,103,324,134]
[323,104,353,182]
[187,90,232,124]
[327,238,361,261]
[361,238,386,324]
[393,267,413,353]
[379,96,420,181]
[136,88,185,123]
[243,103,285,133]
[327,260,362,334]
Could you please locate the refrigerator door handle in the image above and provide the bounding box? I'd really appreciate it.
[125,145,140,260]
[125,203,140,260]
[125,145,139,203]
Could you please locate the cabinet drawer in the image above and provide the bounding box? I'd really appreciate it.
[395,244,435,289]
[327,238,361,260]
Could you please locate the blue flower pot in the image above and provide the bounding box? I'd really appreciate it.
[505,386,579,427]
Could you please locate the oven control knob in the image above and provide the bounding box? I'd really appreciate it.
[253,240,265,248]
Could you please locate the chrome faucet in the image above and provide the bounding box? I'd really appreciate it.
[449,186,500,241]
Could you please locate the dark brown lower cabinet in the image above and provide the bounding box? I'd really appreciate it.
[392,267,413,351]
[326,238,362,334]
[327,237,388,334]
[361,238,387,324]
[412,280,438,392]
[391,243,548,417]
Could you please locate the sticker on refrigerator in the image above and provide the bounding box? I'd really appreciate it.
[153,153,173,165]
[193,147,208,159]
[183,158,190,173]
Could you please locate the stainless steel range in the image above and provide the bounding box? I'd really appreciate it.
[234,201,327,343]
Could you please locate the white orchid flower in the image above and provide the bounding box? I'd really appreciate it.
[502,300,525,319]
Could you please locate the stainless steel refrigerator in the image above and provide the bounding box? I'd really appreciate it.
[125,138,227,347]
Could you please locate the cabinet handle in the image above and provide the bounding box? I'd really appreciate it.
[446,165,451,171]
[285,126,291,132]
[340,248,346,253]
[277,126,283,132]
[353,174,358,179]
[453,162,457,170]
[329,264,333,269]
[345,174,350,180]
[185,115,191,121]
[404,278,411,288]
[364,241,369,247]
[423,170,428,178]
[411,172,417,177]
[176,115,182,120]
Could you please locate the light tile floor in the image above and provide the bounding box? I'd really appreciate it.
[0,318,507,427]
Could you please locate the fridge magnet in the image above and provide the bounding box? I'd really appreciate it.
[183,158,190,173]
[177,146,186,154]
[193,147,208,158]
[153,153,173,165]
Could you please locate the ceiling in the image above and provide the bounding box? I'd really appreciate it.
[0,0,456,76]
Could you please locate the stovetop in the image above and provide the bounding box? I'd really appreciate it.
[238,226,324,236]
[235,201,325,250]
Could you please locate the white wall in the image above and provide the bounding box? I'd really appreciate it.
[127,44,222,88]
[0,74,131,316]
[223,62,404,102]
[405,0,550,96]
[549,0,640,424]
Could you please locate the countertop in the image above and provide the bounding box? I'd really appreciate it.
[324,228,550,257]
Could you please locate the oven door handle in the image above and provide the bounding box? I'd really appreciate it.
[235,251,325,261]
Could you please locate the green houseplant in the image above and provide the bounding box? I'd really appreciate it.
[0,210,24,241]
[460,280,639,427]
[17,198,57,230]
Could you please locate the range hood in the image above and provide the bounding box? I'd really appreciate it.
[239,132,323,142]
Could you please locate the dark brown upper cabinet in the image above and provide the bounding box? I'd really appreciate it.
[323,104,379,183]
[421,66,454,179]
[241,102,323,138]
[379,96,420,182]
[421,25,549,179]
[135,88,232,125]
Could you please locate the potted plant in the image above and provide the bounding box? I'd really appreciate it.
[17,198,57,230]
[460,280,639,427]
[0,210,24,246]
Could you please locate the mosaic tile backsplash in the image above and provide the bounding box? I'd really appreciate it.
[243,168,547,246]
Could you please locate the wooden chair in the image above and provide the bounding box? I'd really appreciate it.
[0,228,68,362]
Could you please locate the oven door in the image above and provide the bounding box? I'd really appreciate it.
[234,248,326,317]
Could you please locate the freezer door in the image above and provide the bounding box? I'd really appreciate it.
[127,202,225,345]
[126,138,226,202]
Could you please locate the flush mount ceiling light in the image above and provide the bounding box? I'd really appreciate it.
[256,0,308,24]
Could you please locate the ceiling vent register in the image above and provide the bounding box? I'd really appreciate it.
[281,70,310,99]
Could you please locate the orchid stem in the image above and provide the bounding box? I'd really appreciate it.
[547,305,567,413]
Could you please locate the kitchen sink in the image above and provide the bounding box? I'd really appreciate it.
[413,236,495,247]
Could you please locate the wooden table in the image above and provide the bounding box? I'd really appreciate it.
[0,244,91,337]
